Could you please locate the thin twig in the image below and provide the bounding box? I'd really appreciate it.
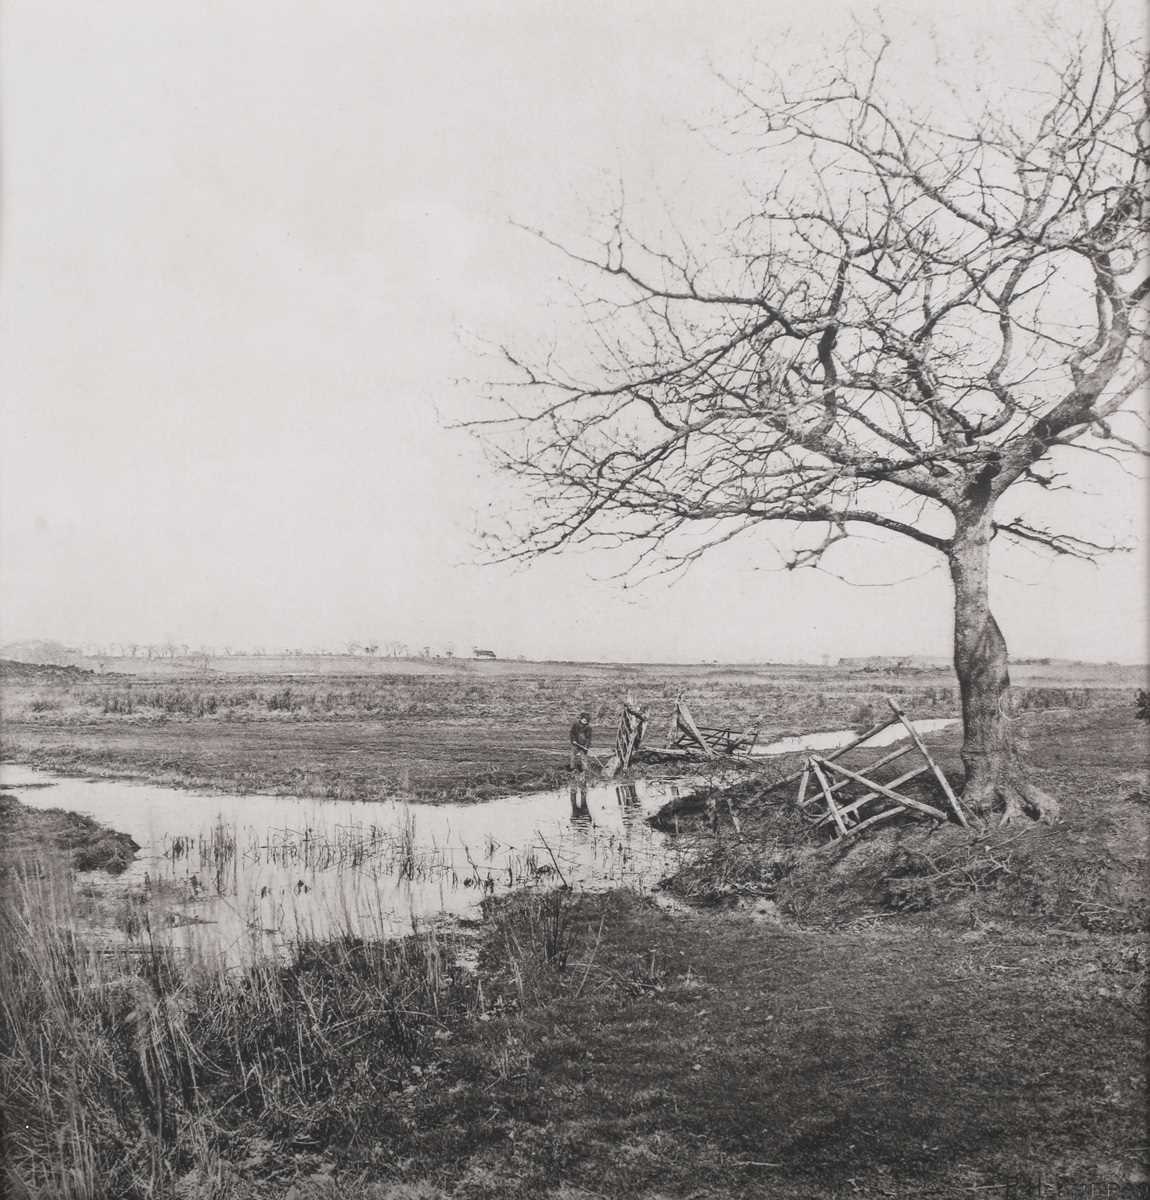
[573,914,607,999]
[536,832,569,889]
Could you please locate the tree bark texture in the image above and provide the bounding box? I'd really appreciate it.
[949,512,1059,823]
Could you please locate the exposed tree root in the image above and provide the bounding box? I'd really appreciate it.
[999,779,1061,825]
[964,771,1061,826]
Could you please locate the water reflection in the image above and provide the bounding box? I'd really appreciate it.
[568,776,588,811]
[615,781,638,806]
[0,764,687,963]
[569,788,592,826]
[751,718,956,756]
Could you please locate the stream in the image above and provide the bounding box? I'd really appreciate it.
[0,764,691,962]
[0,717,955,962]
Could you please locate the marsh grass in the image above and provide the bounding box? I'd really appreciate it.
[2,875,672,1198]
[503,889,578,974]
[0,866,481,1200]
[159,812,459,894]
[0,798,666,1197]
[5,662,1133,808]
[8,670,1121,735]
[149,807,665,943]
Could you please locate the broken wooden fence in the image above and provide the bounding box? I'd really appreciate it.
[668,696,759,758]
[611,696,758,772]
[613,701,649,772]
[786,698,967,845]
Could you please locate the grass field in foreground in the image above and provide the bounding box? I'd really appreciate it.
[2,885,1144,1199]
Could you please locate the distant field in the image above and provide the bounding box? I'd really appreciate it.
[1,657,1142,802]
[24,651,1150,688]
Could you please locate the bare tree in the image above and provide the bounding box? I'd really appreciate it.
[475,24,1147,821]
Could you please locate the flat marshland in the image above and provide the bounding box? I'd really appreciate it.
[1,655,1135,801]
[0,657,1146,1199]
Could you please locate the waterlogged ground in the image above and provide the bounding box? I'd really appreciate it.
[0,720,958,962]
[0,764,695,960]
[15,652,1108,803]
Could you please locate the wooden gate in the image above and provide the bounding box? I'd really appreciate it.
[782,699,967,843]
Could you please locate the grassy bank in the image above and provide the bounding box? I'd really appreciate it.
[0,792,140,877]
[2,881,1145,1199]
[664,708,1150,933]
[0,866,480,1198]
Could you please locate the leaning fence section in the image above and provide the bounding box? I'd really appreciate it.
[782,698,967,845]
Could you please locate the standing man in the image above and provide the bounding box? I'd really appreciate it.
[569,710,593,810]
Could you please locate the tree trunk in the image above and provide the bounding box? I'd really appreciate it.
[949,511,1060,823]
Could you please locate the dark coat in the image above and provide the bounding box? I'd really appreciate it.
[569,718,592,750]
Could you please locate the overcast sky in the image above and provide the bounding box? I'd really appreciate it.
[2,0,1146,663]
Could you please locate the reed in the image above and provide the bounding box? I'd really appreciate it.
[0,862,481,1199]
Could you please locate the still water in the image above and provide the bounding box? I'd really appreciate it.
[750,718,955,756]
[0,718,953,961]
[0,764,690,961]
